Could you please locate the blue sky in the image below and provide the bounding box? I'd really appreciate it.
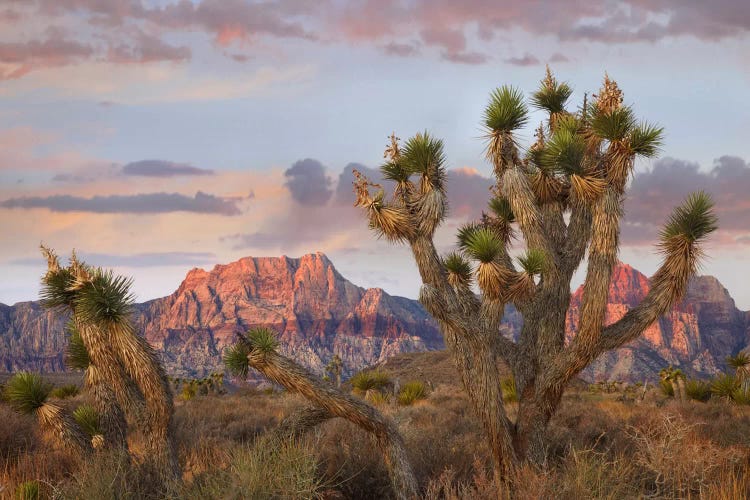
[1,0,749,308]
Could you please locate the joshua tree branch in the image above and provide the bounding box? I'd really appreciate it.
[243,342,418,500]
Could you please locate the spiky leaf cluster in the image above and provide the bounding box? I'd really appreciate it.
[484,86,528,133]
[247,327,280,354]
[400,132,446,190]
[223,343,251,377]
[73,404,101,437]
[727,352,750,370]
[463,227,503,263]
[65,321,90,370]
[518,249,548,276]
[531,79,572,114]
[487,197,515,223]
[659,191,718,246]
[443,252,473,285]
[4,372,52,414]
[629,123,664,158]
[39,267,77,310]
[74,270,134,326]
[381,161,410,184]
[541,128,586,175]
[591,106,636,141]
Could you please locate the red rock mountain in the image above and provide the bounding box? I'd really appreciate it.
[1,255,747,381]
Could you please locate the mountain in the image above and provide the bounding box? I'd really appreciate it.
[1,253,444,377]
[0,254,748,382]
[567,264,750,381]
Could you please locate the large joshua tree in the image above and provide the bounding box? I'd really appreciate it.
[353,69,718,477]
[39,247,179,476]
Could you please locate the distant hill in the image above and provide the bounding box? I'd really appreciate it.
[1,253,747,381]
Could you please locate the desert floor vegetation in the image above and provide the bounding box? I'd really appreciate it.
[2,351,749,499]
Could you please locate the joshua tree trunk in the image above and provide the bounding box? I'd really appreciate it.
[227,330,418,500]
[353,70,717,479]
[37,402,93,457]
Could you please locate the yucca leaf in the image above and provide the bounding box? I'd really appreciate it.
[380,161,410,183]
[659,191,718,244]
[517,248,548,275]
[531,81,573,114]
[629,123,664,158]
[727,352,750,369]
[223,343,251,377]
[74,269,134,326]
[456,222,483,251]
[65,321,90,371]
[483,86,529,133]
[400,132,446,189]
[442,252,472,283]
[464,227,503,263]
[542,128,586,175]
[247,327,279,354]
[487,197,515,223]
[4,372,52,414]
[591,106,636,141]
[73,404,101,437]
[39,267,77,310]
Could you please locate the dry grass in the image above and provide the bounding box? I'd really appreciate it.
[1,352,749,499]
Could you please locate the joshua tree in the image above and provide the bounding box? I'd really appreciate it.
[660,366,686,401]
[353,69,717,477]
[224,327,417,499]
[325,354,344,388]
[727,352,750,392]
[39,247,179,477]
[4,372,92,456]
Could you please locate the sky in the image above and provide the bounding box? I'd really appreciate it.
[1,0,749,309]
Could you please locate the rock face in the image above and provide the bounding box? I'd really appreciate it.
[1,255,748,382]
[566,263,750,382]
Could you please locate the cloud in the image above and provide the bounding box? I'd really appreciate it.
[105,32,191,64]
[0,33,93,79]
[284,158,333,206]
[622,156,750,245]
[441,50,489,64]
[504,53,540,67]
[10,251,217,268]
[122,160,214,177]
[0,191,243,215]
[381,41,420,57]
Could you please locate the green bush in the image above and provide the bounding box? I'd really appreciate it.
[501,377,518,403]
[73,404,101,437]
[685,379,711,402]
[50,383,80,399]
[659,379,674,398]
[398,381,428,406]
[731,387,750,405]
[15,480,40,500]
[4,372,52,414]
[711,374,739,401]
[349,370,390,394]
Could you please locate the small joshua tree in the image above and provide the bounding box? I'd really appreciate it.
[660,366,686,401]
[224,327,417,499]
[727,352,750,392]
[353,69,717,478]
[39,247,179,477]
[4,372,91,456]
[324,354,343,388]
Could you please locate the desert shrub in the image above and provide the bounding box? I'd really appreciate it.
[659,379,674,397]
[628,413,744,497]
[711,374,739,401]
[731,387,750,405]
[397,381,428,406]
[366,390,390,405]
[15,480,40,500]
[3,372,52,414]
[555,448,640,499]
[501,377,518,403]
[349,370,390,394]
[191,436,328,499]
[0,403,36,459]
[50,384,80,399]
[181,382,198,401]
[685,379,711,402]
[73,404,101,437]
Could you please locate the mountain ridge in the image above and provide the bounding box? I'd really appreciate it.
[1,253,748,382]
